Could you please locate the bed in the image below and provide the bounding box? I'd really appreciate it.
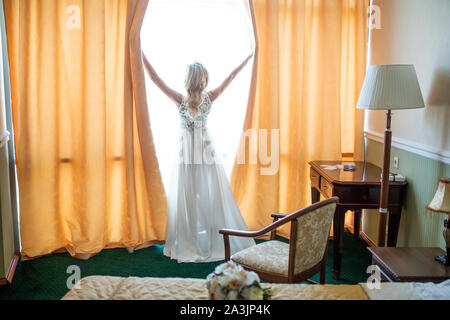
[61,276,450,300]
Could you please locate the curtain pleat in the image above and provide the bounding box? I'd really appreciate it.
[4,0,167,259]
[233,0,368,236]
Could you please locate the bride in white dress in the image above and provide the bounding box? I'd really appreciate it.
[143,52,255,262]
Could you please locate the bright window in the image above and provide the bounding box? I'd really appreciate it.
[141,0,253,190]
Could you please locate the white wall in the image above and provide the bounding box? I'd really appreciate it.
[362,0,450,247]
[366,0,450,160]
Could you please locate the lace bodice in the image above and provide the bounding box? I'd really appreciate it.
[178,92,212,131]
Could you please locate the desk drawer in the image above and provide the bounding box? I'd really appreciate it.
[310,169,320,189]
[320,179,333,198]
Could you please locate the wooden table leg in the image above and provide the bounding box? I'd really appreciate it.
[387,208,402,247]
[332,206,346,280]
[353,210,361,239]
[311,187,320,204]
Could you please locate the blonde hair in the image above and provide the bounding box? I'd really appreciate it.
[185,62,209,109]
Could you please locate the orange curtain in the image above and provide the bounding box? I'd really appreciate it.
[233,0,368,236]
[3,0,167,259]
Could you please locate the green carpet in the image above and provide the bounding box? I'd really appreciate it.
[0,232,371,300]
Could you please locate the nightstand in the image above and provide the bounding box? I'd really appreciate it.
[368,247,450,283]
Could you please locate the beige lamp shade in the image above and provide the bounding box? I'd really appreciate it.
[357,64,425,110]
[426,178,450,215]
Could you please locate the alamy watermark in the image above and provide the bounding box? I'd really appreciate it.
[178,125,279,176]
[366,265,381,289]
[66,265,81,290]
[66,5,81,30]
[368,4,381,30]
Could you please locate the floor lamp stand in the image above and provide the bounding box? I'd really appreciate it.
[378,109,392,247]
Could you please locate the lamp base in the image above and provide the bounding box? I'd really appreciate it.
[435,219,450,266]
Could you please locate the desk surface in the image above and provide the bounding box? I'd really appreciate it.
[368,247,450,282]
[309,161,407,186]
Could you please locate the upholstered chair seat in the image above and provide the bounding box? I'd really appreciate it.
[231,240,290,276]
[220,197,338,284]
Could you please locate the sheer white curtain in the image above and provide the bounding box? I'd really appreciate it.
[0,0,17,276]
[0,21,9,148]
[141,0,253,189]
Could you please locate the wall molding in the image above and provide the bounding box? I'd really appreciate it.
[365,130,450,165]
[0,253,19,285]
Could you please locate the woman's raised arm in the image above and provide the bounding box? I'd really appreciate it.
[142,52,183,105]
[207,53,254,102]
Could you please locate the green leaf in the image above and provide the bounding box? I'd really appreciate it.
[262,287,272,300]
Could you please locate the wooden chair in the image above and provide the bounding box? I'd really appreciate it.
[219,197,338,284]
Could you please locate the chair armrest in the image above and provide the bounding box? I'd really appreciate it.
[220,216,294,260]
[220,213,295,239]
[219,229,259,237]
[271,213,287,219]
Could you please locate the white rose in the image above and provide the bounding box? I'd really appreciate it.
[243,271,260,287]
[227,269,243,279]
[214,264,227,274]
[215,261,237,274]
[218,274,231,288]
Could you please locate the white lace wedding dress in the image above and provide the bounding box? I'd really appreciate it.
[163,92,255,262]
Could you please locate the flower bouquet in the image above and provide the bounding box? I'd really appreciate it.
[206,261,272,300]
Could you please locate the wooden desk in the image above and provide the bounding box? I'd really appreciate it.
[309,160,407,280]
[368,247,450,283]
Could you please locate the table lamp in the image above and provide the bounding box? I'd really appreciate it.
[425,178,450,265]
[357,64,425,246]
